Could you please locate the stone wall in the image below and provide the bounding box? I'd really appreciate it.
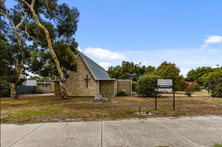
[100,80,115,97]
[63,56,100,96]
[117,80,132,96]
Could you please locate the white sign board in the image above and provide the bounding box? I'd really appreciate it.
[157,79,172,92]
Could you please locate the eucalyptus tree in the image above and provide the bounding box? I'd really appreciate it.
[154,61,186,91]
[186,67,214,85]
[18,0,79,100]
[107,61,147,82]
[0,0,36,98]
[29,40,78,82]
[203,68,222,97]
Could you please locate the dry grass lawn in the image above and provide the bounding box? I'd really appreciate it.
[163,91,211,96]
[1,93,222,124]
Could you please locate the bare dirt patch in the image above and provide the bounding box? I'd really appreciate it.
[1,94,222,124]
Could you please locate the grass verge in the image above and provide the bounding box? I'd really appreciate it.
[1,94,222,123]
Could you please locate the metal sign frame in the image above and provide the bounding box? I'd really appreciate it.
[157,79,173,92]
[155,77,175,110]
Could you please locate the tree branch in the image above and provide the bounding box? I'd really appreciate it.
[18,0,30,8]
[18,2,26,15]
[12,55,18,67]
[44,0,52,15]
[1,0,16,29]
[15,2,28,29]
[31,0,36,10]
[0,12,6,16]
[19,27,41,43]
[44,0,64,24]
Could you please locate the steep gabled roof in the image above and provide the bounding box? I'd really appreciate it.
[78,52,116,80]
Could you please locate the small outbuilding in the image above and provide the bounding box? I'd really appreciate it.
[37,81,53,93]
[54,52,132,97]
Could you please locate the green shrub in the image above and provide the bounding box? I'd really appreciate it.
[0,84,11,97]
[178,79,187,91]
[136,75,159,97]
[116,91,128,96]
[35,88,44,94]
[132,81,138,92]
[185,84,196,97]
[185,84,201,97]
[195,84,201,91]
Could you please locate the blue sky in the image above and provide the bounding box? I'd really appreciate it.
[5,0,222,76]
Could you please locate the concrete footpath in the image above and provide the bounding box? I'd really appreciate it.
[1,116,222,147]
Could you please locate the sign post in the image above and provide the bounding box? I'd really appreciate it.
[155,78,175,110]
[173,90,175,110]
[155,89,157,110]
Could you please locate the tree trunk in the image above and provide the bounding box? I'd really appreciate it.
[11,83,18,99]
[10,57,24,99]
[1,0,27,99]
[58,78,68,100]
[21,0,68,100]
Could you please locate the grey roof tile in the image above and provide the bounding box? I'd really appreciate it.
[79,53,115,80]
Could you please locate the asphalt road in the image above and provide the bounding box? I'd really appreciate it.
[1,116,222,147]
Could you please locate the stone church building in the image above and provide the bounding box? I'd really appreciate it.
[54,52,132,97]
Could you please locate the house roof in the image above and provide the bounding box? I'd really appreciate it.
[37,82,52,84]
[78,52,116,80]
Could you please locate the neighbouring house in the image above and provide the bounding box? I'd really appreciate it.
[186,81,198,86]
[20,80,53,94]
[53,52,132,97]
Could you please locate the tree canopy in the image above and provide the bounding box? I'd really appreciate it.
[107,61,186,91]
[202,68,222,97]
[29,40,78,78]
[185,66,214,85]
[16,0,80,100]
[107,61,155,82]
[0,0,34,98]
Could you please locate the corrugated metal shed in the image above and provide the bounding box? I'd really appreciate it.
[79,52,116,80]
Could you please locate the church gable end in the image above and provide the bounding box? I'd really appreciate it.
[54,53,132,97]
[64,55,99,96]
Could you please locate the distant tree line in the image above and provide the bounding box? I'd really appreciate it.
[107,61,187,97]
[107,61,222,97]
[185,66,222,97]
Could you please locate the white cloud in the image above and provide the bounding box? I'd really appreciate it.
[84,47,125,60]
[77,46,82,52]
[211,65,220,68]
[201,44,209,49]
[99,62,110,69]
[201,35,222,49]
[205,35,222,44]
